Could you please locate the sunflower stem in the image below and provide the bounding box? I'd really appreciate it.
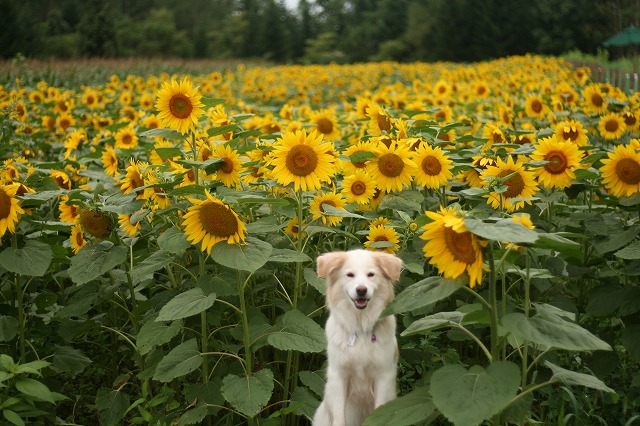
[191,131,200,186]
[487,242,500,363]
[522,250,532,388]
[239,273,252,377]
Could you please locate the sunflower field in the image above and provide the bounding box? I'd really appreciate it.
[1,55,640,426]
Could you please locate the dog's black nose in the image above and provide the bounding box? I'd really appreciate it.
[356,285,367,296]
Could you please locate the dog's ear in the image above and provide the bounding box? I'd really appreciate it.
[316,252,347,278]
[373,252,403,282]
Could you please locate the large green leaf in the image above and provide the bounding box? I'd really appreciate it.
[268,249,312,263]
[96,388,130,426]
[0,240,52,277]
[2,410,24,426]
[221,369,274,418]
[52,345,92,376]
[401,312,464,336]
[464,218,538,243]
[544,361,615,393]
[15,378,55,403]
[304,267,326,295]
[298,370,325,398]
[267,309,326,353]
[383,276,463,316]
[157,227,192,254]
[131,250,175,284]
[501,312,611,352]
[0,316,19,342]
[137,318,181,355]
[430,361,520,426]
[153,339,203,383]
[68,241,128,285]
[363,386,436,426]
[139,127,184,140]
[622,324,640,363]
[156,288,216,322]
[210,237,273,273]
[614,240,640,259]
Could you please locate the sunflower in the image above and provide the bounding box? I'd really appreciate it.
[369,216,391,228]
[78,207,113,239]
[56,113,75,132]
[118,159,147,198]
[341,140,376,176]
[600,143,640,198]
[622,111,639,133]
[481,155,539,212]
[101,146,119,177]
[155,77,206,135]
[310,192,346,226]
[284,217,307,241]
[70,224,87,254]
[420,205,487,288]
[118,213,141,237]
[433,79,452,98]
[212,143,243,188]
[51,170,72,190]
[0,183,25,238]
[341,169,377,205]
[366,104,393,134]
[530,135,583,189]
[598,113,626,141]
[412,144,453,189]
[114,125,139,149]
[524,94,549,119]
[582,84,608,115]
[555,119,589,146]
[142,114,161,130]
[309,108,341,141]
[143,170,171,210]
[64,129,86,157]
[182,191,247,253]
[58,195,79,224]
[367,141,417,193]
[365,225,400,254]
[268,129,336,192]
[505,213,535,252]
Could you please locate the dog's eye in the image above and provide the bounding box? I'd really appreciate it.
[367,272,375,277]
[346,272,355,278]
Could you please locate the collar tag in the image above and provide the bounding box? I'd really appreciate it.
[348,333,356,347]
[371,334,377,342]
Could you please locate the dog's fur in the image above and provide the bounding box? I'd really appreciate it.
[312,249,402,426]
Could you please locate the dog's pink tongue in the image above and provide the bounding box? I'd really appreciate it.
[355,298,368,309]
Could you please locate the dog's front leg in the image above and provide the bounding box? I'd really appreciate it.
[324,369,348,426]
[373,369,397,408]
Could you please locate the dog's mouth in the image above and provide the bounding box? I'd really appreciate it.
[352,297,369,310]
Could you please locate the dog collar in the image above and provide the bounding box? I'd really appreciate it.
[348,332,377,346]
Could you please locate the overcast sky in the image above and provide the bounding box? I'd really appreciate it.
[283,0,299,10]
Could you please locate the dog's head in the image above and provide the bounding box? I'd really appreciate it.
[316,249,402,311]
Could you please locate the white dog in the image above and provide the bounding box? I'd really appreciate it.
[312,249,403,426]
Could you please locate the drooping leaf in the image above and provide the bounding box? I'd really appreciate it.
[464,218,538,243]
[68,242,128,285]
[153,147,183,159]
[131,250,175,284]
[209,237,273,273]
[96,388,130,426]
[304,267,326,295]
[175,406,209,426]
[268,249,312,263]
[622,324,640,363]
[3,409,25,426]
[544,361,616,393]
[156,288,217,322]
[320,203,366,219]
[289,386,320,420]
[298,370,325,398]
[0,240,52,277]
[430,362,520,426]
[52,345,92,376]
[0,316,19,342]
[153,339,203,383]
[383,276,463,316]
[401,312,464,337]
[137,318,181,355]
[614,240,640,259]
[363,386,436,426]
[586,285,640,317]
[15,378,55,403]
[139,128,184,140]
[221,369,274,418]
[267,309,326,353]
[157,227,192,255]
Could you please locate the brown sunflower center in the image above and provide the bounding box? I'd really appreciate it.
[199,202,239,238]
[79,209,113,238]
[443,227,477,265]
[220,158,234,174]
[285,144,318,176]
[376,113,392,131]
[498,169,525,198]
[0,189,10,220]
[624,113,637,127]
[605,119,619,133]
[59,118,71,129]
[378,153,404,177]
[544,151,568,174]
[530,99,543,113]
[563,126,578,141]
[53,175,71,190]
[351,181,367,196]
[615,158,640,185]
[130,171,144,189]
[122,134,132,145]
[422,155,442,176]
[435,110,447,122]
[316,117,334,135]
[169,93,194,119]
[591,93,603,107]
[75,231,84,246]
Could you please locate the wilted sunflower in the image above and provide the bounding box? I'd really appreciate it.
[341,169,377,205]
[310,192,346,226]
[420,205,487,288]
[367,141,417,193]
[268,129,336,192]
[118,159,147,198]
[364,225,400,254]
[412,144,453,189]
[600,143,640,198]
[182,191,247,253]
[101,146,119,177]
[0,182,25,238]
[78,207,113,238]
[481,155,539,212]
[530,135,583,189]
[155,77,205,135]
[598,113,626,141]
[70,224,87,254]
[554,119,589,146]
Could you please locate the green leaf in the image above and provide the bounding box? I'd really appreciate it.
[137,319,181,355]
[289,386,320,420]
[430,361,520,426]
[501,312,611,352]
[268,249,312,263]
[347,151,376,163]
[304,267,326,295]
[68,242,128,285]
[383,276,463,316]
[544,361,616,393]
[201,97,226,109]
[614,240,640,259]
[157,227,191,255]
[131,250,175,284]
[96,388,130,426]
[139,128,184,140]
[622,324,640,363]
[267,309,326,353]
[464,218,538,243]
[363,386,435,426]
[176,406,209,425]
[153,339,202,383]
[15,378,55,403]
[156,288,217,322]
[209,237,273,273]
[221,369,274,418]
[153,147,183,159]
[0,316,19,342]
[15,359,50,375]
[320,203,367,219]
[0,240,52,277]
[298,370,325,397]
[533,232,583,260]
[52,345,92,376]
[207,124,240,137]
[401,312,464,336]
[2,410,25,426]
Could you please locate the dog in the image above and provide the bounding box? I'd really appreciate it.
[312,249,403,426]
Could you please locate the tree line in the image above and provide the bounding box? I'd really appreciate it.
[1,0,638,63]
